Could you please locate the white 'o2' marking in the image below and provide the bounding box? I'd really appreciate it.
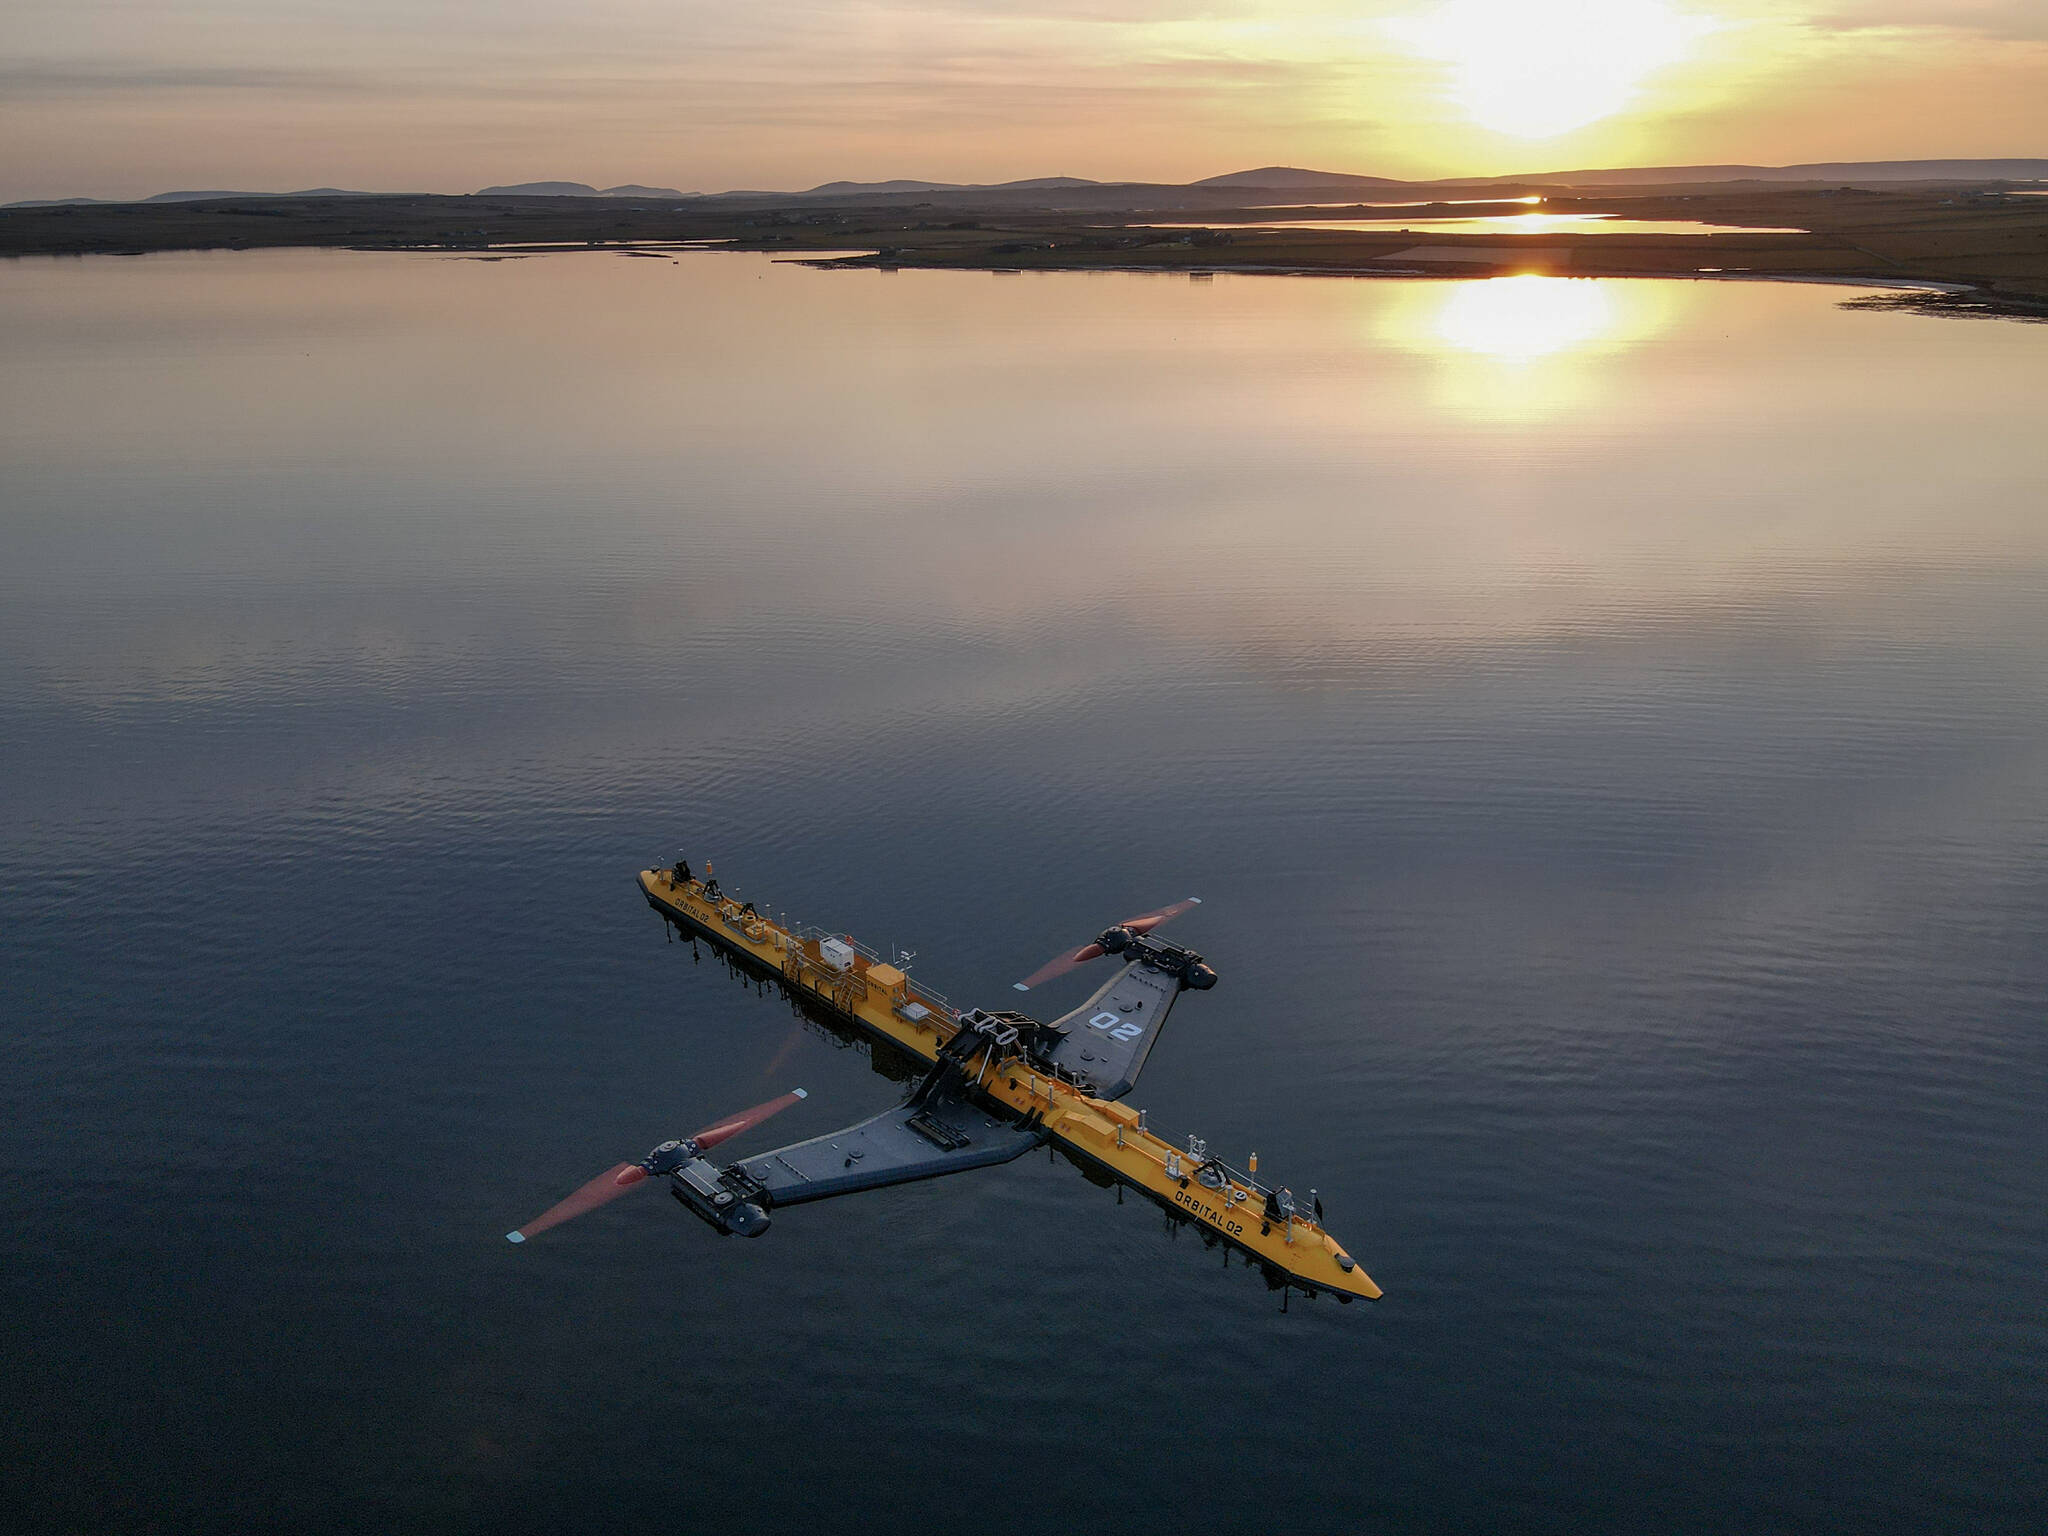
[1088,1011,1144,1044]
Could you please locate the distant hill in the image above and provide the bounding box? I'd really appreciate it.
[476,181,691,197]
[995,177,1101,190]
[5,188,375,208]
[141,187,374,202]
[1502,158,2048,186]
[476,181,601,197]
[802,179,957,196]
[1197,160,2048,191]
[13,158,2044,214]
[1194,167,1406,189]
[797,175,1100,196]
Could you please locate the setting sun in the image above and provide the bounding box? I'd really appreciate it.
[1393,0,1719,139]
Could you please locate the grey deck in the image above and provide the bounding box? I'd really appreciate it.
[734,1087,1041,1207]
[1038,957,1184,1100]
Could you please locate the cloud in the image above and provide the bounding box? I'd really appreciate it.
[1,0,2043,201]
[1808,0,2048,41]
[0,62,372,96]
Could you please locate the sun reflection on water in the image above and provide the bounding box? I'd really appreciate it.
[1372,274,1680,423]
[1436,273,1617,360]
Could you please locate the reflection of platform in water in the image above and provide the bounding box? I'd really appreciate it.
[1047,1137,1323,1297]
[677,908,928,1087]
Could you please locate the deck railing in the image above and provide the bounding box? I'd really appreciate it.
[789,924,962,1020]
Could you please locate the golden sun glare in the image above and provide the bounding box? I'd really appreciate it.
[1434,273,1615,360]
[1394,0,1718,139]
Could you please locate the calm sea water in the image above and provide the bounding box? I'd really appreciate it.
[3,250,2045,1535]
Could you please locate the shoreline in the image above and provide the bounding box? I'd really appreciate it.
[5,183,2045,316]
[17,238,2041,318]
[799,252,1987,293]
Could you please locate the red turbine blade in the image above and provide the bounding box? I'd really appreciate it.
[1121,896,1200,935]
[692,1088,808,1152]
[506,1162,647,1243]
[1013,897,1202,991]
[1014,941,1106,992]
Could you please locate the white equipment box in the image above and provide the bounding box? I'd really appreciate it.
[819,938,856,972]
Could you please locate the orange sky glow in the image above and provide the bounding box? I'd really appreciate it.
[2,0,2044,201]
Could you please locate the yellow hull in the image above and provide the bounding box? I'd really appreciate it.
[639,868,1382,1302]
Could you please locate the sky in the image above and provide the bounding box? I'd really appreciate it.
[2,0,2044,201]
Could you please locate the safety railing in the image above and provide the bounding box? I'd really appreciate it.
[1149,1133,1322,1230]
[789,924,963,1020]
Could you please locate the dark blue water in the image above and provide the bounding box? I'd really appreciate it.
[3,250,2045,1534]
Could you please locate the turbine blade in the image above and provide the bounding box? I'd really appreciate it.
[1121,896,1200,934]
[1014,942,1106,992]
[506,1162,646,1243]
[692,1088,808,1151]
